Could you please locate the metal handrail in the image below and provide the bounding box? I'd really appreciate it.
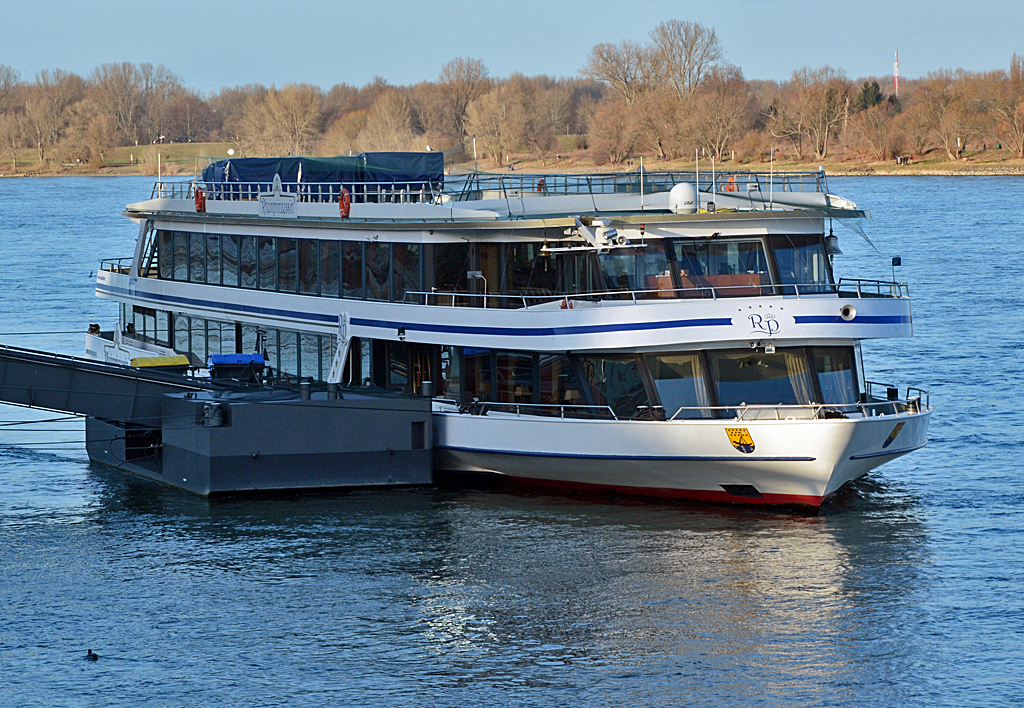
[152,179,445,204]
[100,257,133,274]
[838,277,909,298]
[401,276,908,308]
[667,396,931,421]
[474,402,619,420]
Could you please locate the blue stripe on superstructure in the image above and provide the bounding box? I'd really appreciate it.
[97,283,733,337]
[794,315,909,325]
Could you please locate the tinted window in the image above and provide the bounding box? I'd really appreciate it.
[258,237,276,290]
[278,238,297,292]
[708,349,815,406]
[813,346,858,404]
[320,240,340,297]
[222,235,239,287]
[675,239,770,297]
[298,239,318,295]
[240,236,257,289]
[771,235,832,294]
[647,353,712,418]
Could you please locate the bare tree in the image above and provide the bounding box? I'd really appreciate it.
[918,69,980,160]
[466,86,519,166]
[91,62,144,144]
[166,90,214,142]
[686,65,753,161]
[583,40,661,106]
[983,56,1024,158]
[23,70,85,164]
[0,64,21,113]
[139,63,184,143]
[357,88,418,151]
[85,113,118,165]
[848,102,903,160]
[438,57,490,138]
[0,111,26,171]
[588,101,638,164]
[650,20,722,100]
[791,67,851,159]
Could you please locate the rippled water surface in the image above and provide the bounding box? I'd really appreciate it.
[1,176,1022,707]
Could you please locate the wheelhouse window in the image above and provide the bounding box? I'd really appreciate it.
[707,349,815,406]
[647,353,713,418]
[812,346,858,404]
[771,234,832,294]
[674,238,770,298]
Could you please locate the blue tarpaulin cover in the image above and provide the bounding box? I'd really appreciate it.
[201,153,443,190]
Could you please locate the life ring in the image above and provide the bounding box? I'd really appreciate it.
[537,178,546,192]
[725,176,738,193]
[339,188,351,219]
[194,186,206,213]
[560,296,573,309]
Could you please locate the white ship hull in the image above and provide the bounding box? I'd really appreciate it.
[433,407,931,507]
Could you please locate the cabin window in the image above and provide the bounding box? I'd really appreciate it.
[674,238,770,298]
[504,243,556,300]
[463,347,493,401]
[280,330,298,379]
[189,233,205,284]
[575,355,650,419]
[392,244,420,302]
[240,236,257,289]
[172,231,188,281]
[440,345,461,397]
[365,242,391,301]
[539,354,583,407]
[342,241,363,299]
[298,239,318,295]
[278,238,297,292]
[206,235,221,286]
[258,237,276,290]
[207,319,222,356]
[173,314,189,357]
[320,240,340,297]
[496,352,535,403]
[771,235,832,294]
[388,341,409,389]
[812,346,858,404]
[647,353,713,418]
[300,334,319,380]
[132,305,157,343]
[222,235,239,287]
[220,320,237,355]
[321,334,338,383]
[707,348,816,407]
[158,231,174,280]
[190,317,206,363]
[155,311,171,348]
[242,324,259,356]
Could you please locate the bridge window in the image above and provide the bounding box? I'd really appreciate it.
[674,238,770,298]
[771,235,832,294]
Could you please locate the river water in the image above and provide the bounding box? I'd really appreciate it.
[0,176,1021,707]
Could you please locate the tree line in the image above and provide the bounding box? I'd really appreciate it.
[2,22,1024,172]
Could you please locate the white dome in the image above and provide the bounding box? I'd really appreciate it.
[669,183,698,214]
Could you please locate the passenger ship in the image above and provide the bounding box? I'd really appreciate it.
[87,152,931,508]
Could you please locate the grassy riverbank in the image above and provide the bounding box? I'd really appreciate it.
[4,140,1024,177]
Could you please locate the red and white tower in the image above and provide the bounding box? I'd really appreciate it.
[894,51,900,96]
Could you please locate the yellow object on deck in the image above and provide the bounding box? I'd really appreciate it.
[130,355,191,368]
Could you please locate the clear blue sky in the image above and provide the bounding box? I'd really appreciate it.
[2,0,1021,93]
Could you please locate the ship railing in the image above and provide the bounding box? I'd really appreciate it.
[403,278,907,308]
[472,401,620,420]
[837,278,909,298]
[152,179,445,204]
[99,257,133,275]
[449,169,828,201]
[666,393,931,421]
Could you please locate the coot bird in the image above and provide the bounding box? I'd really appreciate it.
[86,649,98,661]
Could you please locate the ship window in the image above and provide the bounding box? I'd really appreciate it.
[463,347,493,401]
[173,314,189,356]
[707,348,815,406]
[504,243,557,300]
[155,311,171,348]
[280,330,298,379]
[300,334,319,381]
[496,352,535,403]
[388,341,409,389]
[440,345,460,397]
[258,237,276,290]
[599,252,637,292]
[206,234,221,286]
[242,324,259,356]
[365,242,391,301]
[190,317,206,364]
[434,243,471,304]
[264,329,280,373]
[222,235,239,287]
[320,240,340,297]
[207,319,222,356]
[298,239,318,295]
[321,334,337,383]
[637,242,673,299]
[278,238,297,292]
[539,354,583,407]
[172,231,188,281]
[220,320,236,355]
[240,236,257,289]
[132,305,156,343]
[189,233,205,284]
[342,241,363,299]
[647,353,713,418]
[771,235,833,294]
[812,346,858,404]
[575,355,650,419]
[674,239,770,298]
[392,244,420,302]
[158,231,173,280]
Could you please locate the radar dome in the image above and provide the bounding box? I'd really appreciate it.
[669,183,698,214]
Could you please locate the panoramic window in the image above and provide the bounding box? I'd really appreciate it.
[298,239,318,295]
[505,243,557,299]
[342,241,363,298]
[258,237,276,290]
[240,236,257,289]
[189,233,205,284]
[812,346,858,404]
[392,244,420,302]
[158,231,173,280]
[365,242,391,301]
[707,348,816,406]
[206,234,221,286]
[538,354,584,407]
[771,234,832,294]
[575,355,650,419]
[674,238,770,297]
[320,240,340,297]
[495,352,534,404]
[278,238,297,292]
[647,352,713,418]
[222,235,239,287]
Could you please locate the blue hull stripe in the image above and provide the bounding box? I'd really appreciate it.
[794,315,909,325]
[97,283,733,337]
[439,445,815,462]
